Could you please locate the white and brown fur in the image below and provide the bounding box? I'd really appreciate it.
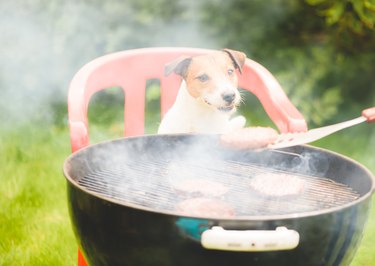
[158,49,247,134]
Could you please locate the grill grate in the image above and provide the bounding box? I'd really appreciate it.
[77,159,360,216]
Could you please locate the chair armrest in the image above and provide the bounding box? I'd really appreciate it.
[239,59,307,133]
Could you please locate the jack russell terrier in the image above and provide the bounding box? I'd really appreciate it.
[158,49,247,134]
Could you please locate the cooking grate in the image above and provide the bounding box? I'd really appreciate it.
[77,159,360,216]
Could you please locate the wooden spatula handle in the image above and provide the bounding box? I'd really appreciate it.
[362,107,375,123]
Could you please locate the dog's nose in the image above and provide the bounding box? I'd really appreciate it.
[222,92,236,103]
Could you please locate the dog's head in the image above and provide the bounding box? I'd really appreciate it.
[165,49,246,113]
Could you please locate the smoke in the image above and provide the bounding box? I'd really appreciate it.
[0,7,54,125]
[0,1,218,127]
[68,133,356,219]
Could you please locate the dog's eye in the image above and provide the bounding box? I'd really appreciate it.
[197,74,209,82]
[227,69,234,75]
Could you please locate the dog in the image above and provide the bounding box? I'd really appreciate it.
[158,49,247,134]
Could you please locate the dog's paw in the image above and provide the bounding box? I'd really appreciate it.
[227,115,246,132]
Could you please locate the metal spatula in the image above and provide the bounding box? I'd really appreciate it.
[269,107,375,149]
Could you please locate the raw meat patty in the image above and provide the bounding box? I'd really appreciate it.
[220,127,278,149]
[176,197,235,218]
[173,179,229,197]
[249,172,305,197]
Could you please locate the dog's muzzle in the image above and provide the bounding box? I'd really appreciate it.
[217,91,237,112]
[222,92,236,104]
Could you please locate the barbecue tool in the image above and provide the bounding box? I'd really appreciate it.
[269,107,375,149]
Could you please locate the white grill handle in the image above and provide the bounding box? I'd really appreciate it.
[201,226,299,252]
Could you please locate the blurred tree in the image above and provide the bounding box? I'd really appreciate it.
[201,0,375,126]
[0,0,373,127]
[305,0,375,51]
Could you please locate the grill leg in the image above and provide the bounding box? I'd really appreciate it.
[78,249,88,266]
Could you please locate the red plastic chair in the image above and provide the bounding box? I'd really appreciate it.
[67,47,307,266]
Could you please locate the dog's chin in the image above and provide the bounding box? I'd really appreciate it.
[217,105,236,113]
[203,99,236,113]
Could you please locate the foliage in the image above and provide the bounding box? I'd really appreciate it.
[1,0,374,127]
[305,0,375,52]
[306,0,375,30]
[201,0,375,126]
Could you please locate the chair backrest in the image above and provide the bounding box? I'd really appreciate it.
[68,47,307,153]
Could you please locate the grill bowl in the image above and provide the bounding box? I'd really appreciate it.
[64,134,375,266]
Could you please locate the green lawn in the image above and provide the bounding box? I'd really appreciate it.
[0,100,374,265]
[0,124,76,265]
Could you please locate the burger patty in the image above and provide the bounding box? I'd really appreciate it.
[176,197,235,218]
[220,127,278,149]
[249,172,305,197]
[173,179,229,197]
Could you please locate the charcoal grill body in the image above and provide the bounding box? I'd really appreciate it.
[67,186,371,266]
[64,135,374,266]
[67,47,308,265]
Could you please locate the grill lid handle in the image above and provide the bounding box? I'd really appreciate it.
[201,226,299,252]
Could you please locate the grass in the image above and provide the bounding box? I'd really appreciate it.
[0,124,76,265]
[0,91,374,265]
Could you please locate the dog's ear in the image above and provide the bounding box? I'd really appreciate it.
[164,56,192,78]
[222,49,246,74]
